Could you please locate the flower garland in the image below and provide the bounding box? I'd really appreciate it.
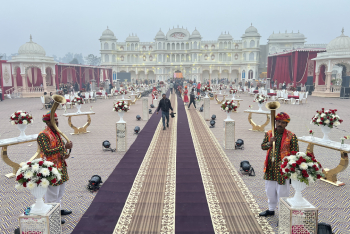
[280,151,324,185]
[311,108,343,128]
[229,89,237,94]
[71,97,84,105]
[254,94,267,104]
[15,159,62,190]
[119,89,128,95]
[113,101,130,112]
[221,100,238,112]
[201,85,212,91]
[10,111,33,125]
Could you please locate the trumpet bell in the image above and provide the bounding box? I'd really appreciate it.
[265,101,280,110]
[52,94,66,104]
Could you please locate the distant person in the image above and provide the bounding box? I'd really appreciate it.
[188,88,196,109]
[0,87,3,101]
[197,82,201,95]
[170,82,174,94]
[44,92,53,108]
[156,93,173,130]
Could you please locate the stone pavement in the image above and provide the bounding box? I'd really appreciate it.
[0,95,154,234]
[197,92,350,234]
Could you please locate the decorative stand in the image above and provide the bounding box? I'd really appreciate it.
[153,99,159,109]
[0,134,38,178]
[204,97,210,121]
[116,122,127,152]
[244,110,270,132]
[232,98,243,109]
[298,135,350,186]
[224,120,235,149]
[279,197,318,234]
[117,98,132,106]
[142,97,149,121]
[19,203,61,234]
[63,111,95,135]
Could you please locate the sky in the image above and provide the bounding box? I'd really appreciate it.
[0,0,349,58]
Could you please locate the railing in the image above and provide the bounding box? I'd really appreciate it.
[5,87,15,95]
[316,85,341,93]
[27,86,45,93]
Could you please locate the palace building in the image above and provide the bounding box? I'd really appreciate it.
[99,25,262,83]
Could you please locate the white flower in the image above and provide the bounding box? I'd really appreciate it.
[296,152,306,157]
[119,103,122,106]
[31,159,41,164]
[288,160,296,166]
[324,119,330,124]
[334,121,340,126]
[291,173,298,180]
[23,120,28,124]
[317,118,321,123]
[43,161,54,167]
[56,174,62,181]
[300,162,308,170]
[27,181,37,190]
[307,162,314,167]
[40,178,50,188]
[24,171,33,179]
[21,165,29,171]
[11,114,15,118]
[321,113,326,117]
[51,168,59,175]
[31,164,40,172]
[19,162,26,167]
[20,113,26,117]
[325,110,329,113]
[308,176,315,184]
[335,115,339,118]
[11,121,15,125]
[15,183,24,190]
[40,168,50,177]
[225,107,228,111]
[118,109,122,112]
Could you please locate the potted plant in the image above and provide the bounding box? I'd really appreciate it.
[253,94,267,111]
[229,89,237,99]
[113,100,130,123]
[71,97,84,113]
[201,85,212,98]
[221,100,238,121]
[311,108,343,142]
[10,111,33,138]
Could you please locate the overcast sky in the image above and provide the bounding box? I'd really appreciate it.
[0,0,349,58]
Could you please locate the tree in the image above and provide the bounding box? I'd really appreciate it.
[69,58,79,64]
[85,54,101,66]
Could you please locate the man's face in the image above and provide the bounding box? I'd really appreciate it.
[276,120,287,131]
[47,117,59,128]
[162,95,166,99]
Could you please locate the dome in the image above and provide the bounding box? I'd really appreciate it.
[155,29,165,39]
[126,33,140,42]
[242,24,261,37]
[190,28,201,38]
[326,29,350,53]
[218,32,233,40]
[18,35,46,56]
[100,27,117,40]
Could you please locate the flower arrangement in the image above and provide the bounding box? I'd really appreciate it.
[221,100,238,112]
[311,108,343,128]
[249,105,253,109]
[113,101,130,112]
[254,94,267,104]
[289,86,296,91]
[340,136,350,145]
[280,151,324,185]
[202,85,212,91]
[15,159,62,190]
[71,97,84,105]
[10,111,33,125]
[309,130,314,137]
[229,89,237,94]
[128,86,135,91]
[119,89,128,95]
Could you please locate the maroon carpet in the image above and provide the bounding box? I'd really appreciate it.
[72,94,163,234]
[175,95,214,233]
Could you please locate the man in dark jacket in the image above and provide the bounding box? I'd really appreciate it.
[156,93,173,130]
[188,88,196,109]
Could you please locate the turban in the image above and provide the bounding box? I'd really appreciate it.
[42,111,57,123]
[275,112,290,123]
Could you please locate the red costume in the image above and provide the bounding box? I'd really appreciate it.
[184,88,189,103]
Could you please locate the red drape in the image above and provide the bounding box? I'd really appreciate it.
[319,65,326,85]
[273,56,292,85]
[295,52,309,84]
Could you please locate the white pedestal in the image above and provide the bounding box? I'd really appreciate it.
[204,97,210,121]
[142,97,149,121]
[116,122,127,152]
[224,120,235,149]
[153,99,159,108]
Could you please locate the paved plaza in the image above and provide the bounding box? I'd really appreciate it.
[0,92,349,233]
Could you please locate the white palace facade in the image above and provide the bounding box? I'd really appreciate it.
[99,25,261,83]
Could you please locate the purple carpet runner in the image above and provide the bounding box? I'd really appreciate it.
[72,94,164,234]
[175,94,214,234]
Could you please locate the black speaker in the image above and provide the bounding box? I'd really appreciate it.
[340,87,350,99]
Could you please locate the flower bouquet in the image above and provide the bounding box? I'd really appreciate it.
[119,89,127,95]
[254,94,267,111]
[202,85,212,98]
[113,101,130,123]
[128,86,135,91]
[72,97,84,113]
[15,159,62,215]
[221,100,238,121]
[311,108,343,142]
[280,151,324,206]
[10,110,33,138]
[229,89,237,94]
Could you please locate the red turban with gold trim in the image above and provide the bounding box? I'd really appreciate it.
[42,111,57,123]
[275,112,290,123]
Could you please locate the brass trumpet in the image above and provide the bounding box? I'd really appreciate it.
[265,101,281,157]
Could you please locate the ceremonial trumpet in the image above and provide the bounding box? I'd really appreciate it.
[265,101,280,158]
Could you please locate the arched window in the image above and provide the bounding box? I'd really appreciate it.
[120,46,124,51]
[194,53,197,61]
[104,42,109,50]
[167,54,170,62]
[181,43,184,50]
[158,42,162,50]
[219,53,222,61]
[235,44,238,49]
[249,52,254,61]
[131,44,134,51]
[248,70,253,79]
[143,46,146,50]
[172,43,175,50]
[205,45,208,49]
[149,46,152,50]
[186,43,189,50]
[242,70,245,78]
[112,55,116,62]
[204,54,208,60]
[219,42,223,49]
[167,43,170,50]
[211,45,215,49]
[176,54,180,62]
[176,43,180,50]
[223,53,227,61]
[172,54,175,62]
[228,42,231,49]
[149,56,153,61]
[234,54,238,60]
[181,54,184,62]
[135,44,138,50]
[112,43,115,50]
[211,54,215,60]
[250,40,255,48]
[224,42,227,49]
[105,54,109,62]
[127,44,130,50]
[194,41,197,49]
[143,55,146,61]
[187,54,191,61]
[243,53,246,61]
[243,41,247,48]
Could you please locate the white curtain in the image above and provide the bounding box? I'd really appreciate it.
[27,68,33,86]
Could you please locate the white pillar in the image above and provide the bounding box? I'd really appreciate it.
[42,74,47,92]
[204,97,210,121]
[224,120,235,149]
[142,97,149,121]
[21,74,27,91]
[116,122,127,152]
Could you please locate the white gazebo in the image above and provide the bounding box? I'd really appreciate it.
[313,28,350,97]
[8,35,57,97]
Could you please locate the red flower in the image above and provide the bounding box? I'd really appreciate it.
[315,168,319,171]
[16,174,24,181]
[292,163,297,168]
[51,178,57,184]
[291,151,298,155]
[296,160,302,165]
[37,173,42,177]
[38,161,44,166]
[290,167,295,172]
[48,167,52,171]
[36,180,41,185]
[284,176,289,179]
[23,182,27,187]
[309,130,313,133]
[317,175,321,179]
[285,168,290,173]
[27,162,31,166]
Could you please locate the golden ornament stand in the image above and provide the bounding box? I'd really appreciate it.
[244,110,270,132]
[216,95,226,104]
[0,135,39,178]
[298,136,350,186]
[63,111,95,135]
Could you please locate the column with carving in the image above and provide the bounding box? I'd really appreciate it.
[116,122,127,152]
[224,119,235,149]
[21,74,27,91]
[315,72,319,91]
[326,72,332,93]
[204,96,210,121]
[42,74,47,92]
[142,97,149,121]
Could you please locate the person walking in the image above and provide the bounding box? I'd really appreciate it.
[197,82,201,95]
[170,82,174,94]
[156,93,173,130]
[183,86,189,104]
[259,112,299,217]
[188,88,196,109]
